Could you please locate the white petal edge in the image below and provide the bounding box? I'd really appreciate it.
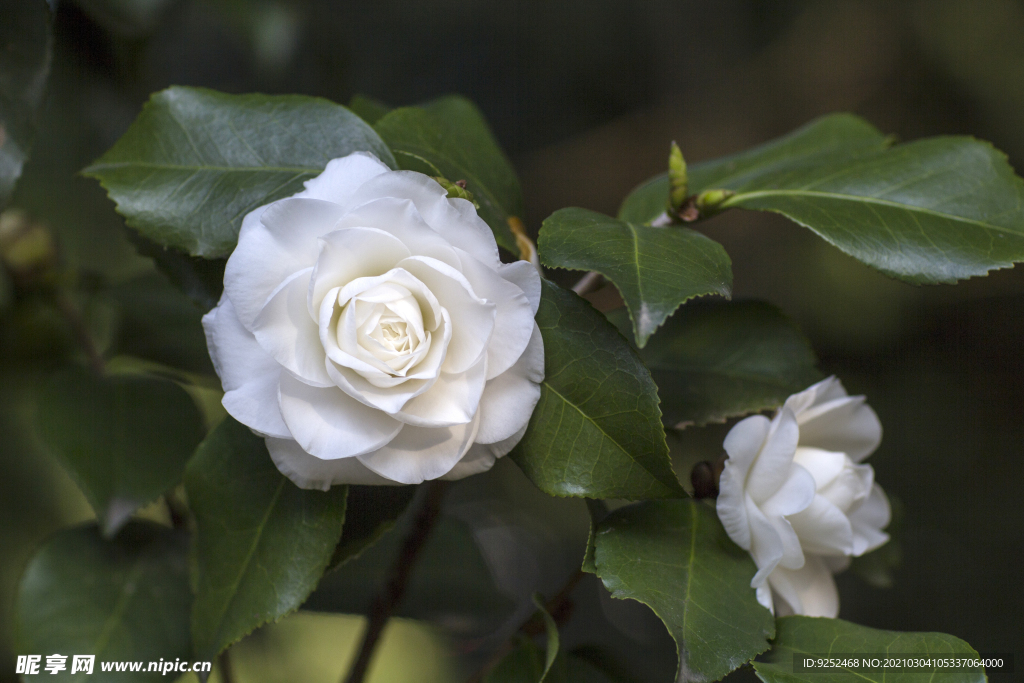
[475,322,544,444]
[278,372,402,459]
[252,267,333,387]
[357,414,481,485]
[497,259,542,315]
[266,437,400,490]
[745,408,800,503]
[767,555,840,618]
[202,295,290,438]
[292,151,391,206]
[346,171,500,264]
[224,198,346,330]
[455,248,536,379]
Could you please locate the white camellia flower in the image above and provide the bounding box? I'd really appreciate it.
[716,377,890,617]
[202,152,544,489]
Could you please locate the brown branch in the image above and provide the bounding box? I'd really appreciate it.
[465,568,587,683]
[343,480,450,683]
[571,271,604,297]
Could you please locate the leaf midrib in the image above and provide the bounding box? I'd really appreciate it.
[542,380,668,492]
[204,477,287,652]
[726,189,1024,235]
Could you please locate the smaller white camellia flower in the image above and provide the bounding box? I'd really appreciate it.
[716,377,890,618]
[203,152,544,489]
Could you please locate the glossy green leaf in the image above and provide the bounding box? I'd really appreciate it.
[0,0,52,210]
[185,417,348,660]
[326,484,416,572]
[34,367,206,536]
[593,499,774,682]
[753,616,987,683]
[617,114,889,225]
[539,207,731,347]
[84,86,396,258]
[631,300,823,427]
[511,281,683,500]
[719,136,1024,284]
[15,522,190,682]
[374,95,521,253]
[620,114,1024,284]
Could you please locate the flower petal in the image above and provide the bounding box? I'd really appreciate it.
[394,358,488,428]
[719,414,772,551]
[252,267,332,387]
[293,151,391,205]
[455,249,535,379]
[334,198,461,269]
[357,415,480,485]
[485,421,530,458]
[266,437,400,490]
[439,443,498,481]
[203,295,290,438]
[497,259,542,314]
[849,483,891,556]
[798,395,883,462]
[767,555,840,618]
[347,171,500,264]
[759,463,816,518]
[792,447,847,490]
[224,198,346,329]
[398,256,496,374]
[745,408,800,503]
[475,323,544,444]
[746,495,785,587]
[787,495,855,556]
[307,227,412,319]
[278,372,402,459]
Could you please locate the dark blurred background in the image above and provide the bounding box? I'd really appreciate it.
[2,1,1023,681]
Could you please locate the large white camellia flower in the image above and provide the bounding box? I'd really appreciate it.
[716,377,890,617]
[202,152,544,489]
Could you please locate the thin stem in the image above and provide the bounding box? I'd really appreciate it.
[465,568,587,683]
[343,480,450,683]
[571,271,604,297]
[53,294,104,374]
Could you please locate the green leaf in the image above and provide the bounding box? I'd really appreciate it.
[511,280,683,500]
[593,499,775,683]
[348,94,392,125]
[538,207,732,347]
[374,95,521,253]
[0,0,52,210]
[185,417,348,660]
[617,114,889,225]
[620,114,1024,284]
[84,86,396,258]
[34,367,206,536]
[629,300,823,427]
[717,134,1024,284]
[581,498,610,574]
[753,616,987,683]
[15,522,191,682]
[106,272,216,376]
[326,484,416,571]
